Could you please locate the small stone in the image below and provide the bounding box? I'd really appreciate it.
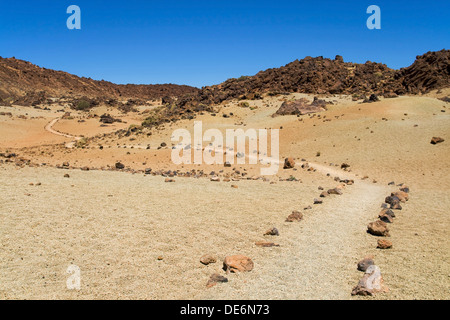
[357,256,374,272]
[283,157,295,169]
[377,239,393,249]
[200,255,217,265]
[255,241,280,247]
[206,273,228,288]
[115,162,125,170]
[430,137,444,145]
[264,227,279,236]
[285,210,303,222]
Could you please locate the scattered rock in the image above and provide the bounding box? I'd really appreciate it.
[115,162,125,170]
[200,255,217,265]
[392,191,409,202]
[313,198,323,204]
[285,210,303,222]
[367,220,390,237]
[206,273,228,288]
[341,163,350,169]
[283,157,295,169]
[264,227,279,236]
[223,255,254,273]
[351,265,386,296]
[377,239,393,249]
[255,241,280,247]
[430,137,444,145]
[379,213,394,224]
[327,188,343,195]
[357,257,375,272]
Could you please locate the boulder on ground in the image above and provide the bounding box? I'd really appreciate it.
[367,220,390,237]
[283,157,295,169]
[351,265,386,296]
[223,255,254,273]
[392,191,409,202]
[379,212,394,223]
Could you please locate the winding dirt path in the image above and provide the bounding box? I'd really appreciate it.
[44,117,82,148]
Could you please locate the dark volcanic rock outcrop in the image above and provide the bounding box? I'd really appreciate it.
[395,49,450,94]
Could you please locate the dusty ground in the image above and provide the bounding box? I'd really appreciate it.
[0,90,449,299]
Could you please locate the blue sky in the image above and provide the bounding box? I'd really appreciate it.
[0,1,448,87]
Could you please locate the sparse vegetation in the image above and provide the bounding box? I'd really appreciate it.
[74,99,92,111]
[75,137,88,148]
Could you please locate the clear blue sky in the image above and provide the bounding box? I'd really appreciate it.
[0,0,448,88]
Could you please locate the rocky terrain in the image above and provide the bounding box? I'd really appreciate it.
[0,56,199,107]
[0,50,449,300]
[140,50,448,127]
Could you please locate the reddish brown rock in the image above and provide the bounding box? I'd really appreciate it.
[430,137,444,145]
[223,255,254,273]
[377,239,393,249]
[367,220,390,237]
[255,241,280,247]
[392,191,409,202]
[283,157,295,169]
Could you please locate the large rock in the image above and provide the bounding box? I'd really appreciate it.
[283,157,295,169]
[223,255,254,273]
[351,265,385,296]
[274,98,326,116]
[367,220,390,237]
